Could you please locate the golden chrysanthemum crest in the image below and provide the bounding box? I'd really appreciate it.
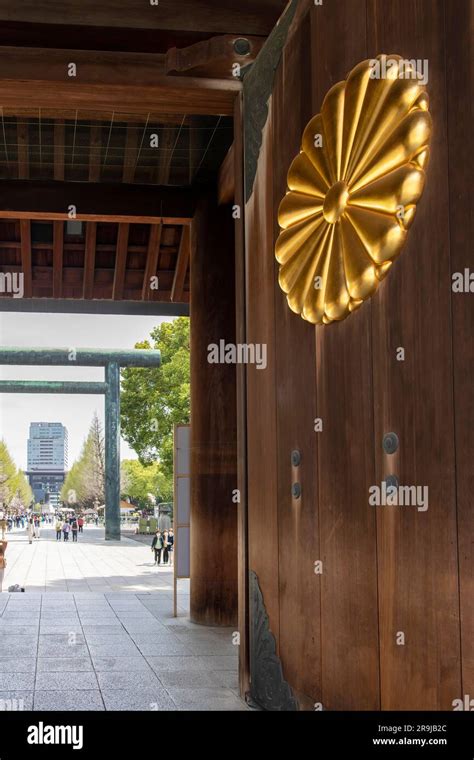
[276,54,432,324]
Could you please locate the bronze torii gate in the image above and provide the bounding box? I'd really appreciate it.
[0,347,161,540]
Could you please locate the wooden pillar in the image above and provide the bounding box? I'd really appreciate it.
[190,189,238,626]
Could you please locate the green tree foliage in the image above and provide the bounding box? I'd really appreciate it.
[121,459,172,509]
[120,317,190,478]
[61,413,105,508]
[0,439,33,508]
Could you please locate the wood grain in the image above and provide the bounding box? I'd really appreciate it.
[445,0,474,699]
[190,191,238,626]
[368,0,461,709]
[272,9,321,709]
[310,0,380,711]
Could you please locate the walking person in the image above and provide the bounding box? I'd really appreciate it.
[151,530,163,565]
[33,516,40,540]
[26,518,34,545]
[162,530,170,565]
[55,519,62,541]
[0,513,6,541]
[71,520,78,542]
[168,529,174,566]
[62,521,70,542]
[77,516,84,533]
[0,540,7,591]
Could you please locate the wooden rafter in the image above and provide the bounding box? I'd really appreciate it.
[19,220,32,298]
[142,224,162,300]
[171,225,190,302]
[154,127,176,185]
[17,119,29,180]
[53,120,65,180]
[89,124,102,182]
[112,223,130,300]
[83,221,97,299]
[52,220,64,298]
[122,126,138,183]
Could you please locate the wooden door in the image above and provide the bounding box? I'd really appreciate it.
[242,0,471,711]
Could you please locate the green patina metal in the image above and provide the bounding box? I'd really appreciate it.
[0,347,161,541]
[0,381,107,394]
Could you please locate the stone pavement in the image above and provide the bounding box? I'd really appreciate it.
[0,526,244,711]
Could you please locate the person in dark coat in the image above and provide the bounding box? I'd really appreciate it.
[151,531,163,565]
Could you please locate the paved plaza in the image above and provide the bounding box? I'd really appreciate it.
[0,526,244,711]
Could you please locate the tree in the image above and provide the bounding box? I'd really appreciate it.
[61,413,105,508]
[0,440,33,508]
[120,317,190,480]
[121,459,172,509]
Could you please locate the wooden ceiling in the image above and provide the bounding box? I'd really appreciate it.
[0,107,230,304]
[0,218,190,302]
[0,0,286,308]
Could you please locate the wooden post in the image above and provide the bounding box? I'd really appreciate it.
[190,190,238,626]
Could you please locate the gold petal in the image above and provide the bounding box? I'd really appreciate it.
[341,59,372,180]
[376,261,392,280]
[299,227,334,322]
[278,191,324,229]
[275,214,324,264]
[411,147,430,170]
[321,81,346,183]
[345,59,425,184]
[279,220,329,296]
[301,114,332,189]
[400,204,416,229]
[344,55,404,182]
[344,206,406,264]
[349,109,432,193]
[348,164,425,215]
[339,216,379,300]
[287,151,327,198]
[323,223,351,321]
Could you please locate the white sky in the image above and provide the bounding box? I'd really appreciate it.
[0,312,174,470]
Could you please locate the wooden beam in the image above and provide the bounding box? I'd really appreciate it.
[0,2,286,35]
[112,223,130,300]
[0,21,221,56]
[122,126,138,183]
[19,220,32,298]
[171,225,191,302]
[0,180,195,224]
[153,126,177,185]
[218,142,235,204]
[165,34,264,79]
[52,220,64,298]
[0,47,240,116]
[142,224,162,300]
[53,120,65,180]
[89,124,102,182]
[83,221,97,299]
[17,120,29,179]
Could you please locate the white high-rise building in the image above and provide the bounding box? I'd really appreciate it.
[26,422,68,506]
